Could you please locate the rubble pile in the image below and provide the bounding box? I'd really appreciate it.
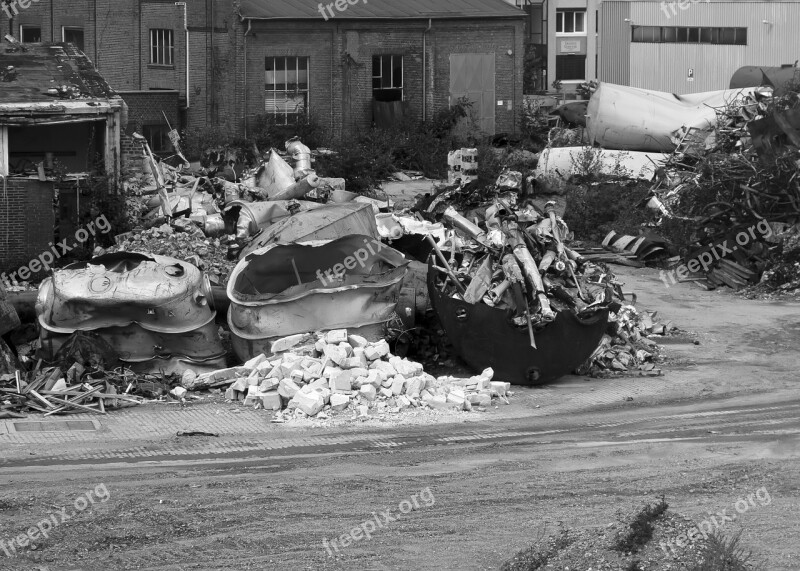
[107,223,236,285]
[185,329,512,420]
[577,305,667,378]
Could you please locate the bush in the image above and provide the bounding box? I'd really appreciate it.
[614,497,669,554]
[564,181,655,244]
[250,112,329,151]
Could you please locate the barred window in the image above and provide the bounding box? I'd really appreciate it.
[632,26,747,45]
[265,56,310,125]
[150,29,174,66]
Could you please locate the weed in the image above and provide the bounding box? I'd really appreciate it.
[614,496,669,554]
[689,531,765,571]
[500,527,573,571]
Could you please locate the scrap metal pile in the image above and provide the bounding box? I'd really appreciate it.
[184,329,512,420]
[417,177,662,382]
[547,79,800,292]
[646,83,800,292]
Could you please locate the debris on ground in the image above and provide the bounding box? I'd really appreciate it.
[185,328,512,420]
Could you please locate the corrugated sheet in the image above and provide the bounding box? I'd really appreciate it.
[240,0,525,20]
[627,1,800,93]
[599,2,631,85]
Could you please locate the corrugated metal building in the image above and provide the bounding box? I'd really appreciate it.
[599,0,800,93]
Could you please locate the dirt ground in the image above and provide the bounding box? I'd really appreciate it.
[0,266,799,571]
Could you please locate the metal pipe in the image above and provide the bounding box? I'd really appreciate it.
[175,2,189,108]
[243,18,252,137]
[422,18,432,121]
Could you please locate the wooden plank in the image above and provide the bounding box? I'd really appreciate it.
[44,397,105,416]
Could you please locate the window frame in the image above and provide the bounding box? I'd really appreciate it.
[142,124,173,156]
[372,54,404,102]
[631,26,747,45]
[556,9,587,35]
[264,56,310,125]
[62,26,85,51]
[149,29,175,67]
[556,54,586,81]
[19,25,41,43]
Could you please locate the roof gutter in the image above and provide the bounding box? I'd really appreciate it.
[243,18,252,137]
[423,18,432,122]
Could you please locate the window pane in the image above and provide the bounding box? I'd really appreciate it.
[675,27,688,42]
[565,13,574,33]
[574,12,585,33]
[556,54,585,80]
[700,27,712,43]
[556,12,563,33]
[392,56,402,88]
[720,28,735,44]
[688,28,699,42]
[286,60,298,91]
[632,26,643,42]
[274,57,286,91]
[21,27,41,43]
[735,28,747,45]
[381,55,392,88]
[663,27,676,42]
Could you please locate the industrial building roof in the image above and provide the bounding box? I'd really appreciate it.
[0,42,116,104]
[239,0,524,20]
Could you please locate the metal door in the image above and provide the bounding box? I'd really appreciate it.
[449,53,496,135]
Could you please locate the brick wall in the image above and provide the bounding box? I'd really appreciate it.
[245,18,524,140]
[0,179,55,280]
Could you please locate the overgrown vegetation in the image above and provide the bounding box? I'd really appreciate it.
[689,531,765,571]
[564,181,655,243]
[614,496,669,554]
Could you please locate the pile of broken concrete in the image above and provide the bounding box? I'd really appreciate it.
[185,329,511,420]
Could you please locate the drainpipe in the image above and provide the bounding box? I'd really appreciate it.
[175,2,189,109]
[422,18,432,121]
[244,18,252,137]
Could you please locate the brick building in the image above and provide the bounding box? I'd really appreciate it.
[237,0,526,138]
[1,0,524,145]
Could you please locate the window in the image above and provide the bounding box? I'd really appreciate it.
[150,29,174,66]
[631,26,747,45]
[265,56,309,125]
[19,25,41,43]
[556,54,585,81]
[62,27,85,51]
[556,10,586,34]
[142,125,173,155]
[372,55,403,102]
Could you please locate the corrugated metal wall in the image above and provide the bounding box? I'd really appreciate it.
[626,1,800,93]
[598,1,630,84]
